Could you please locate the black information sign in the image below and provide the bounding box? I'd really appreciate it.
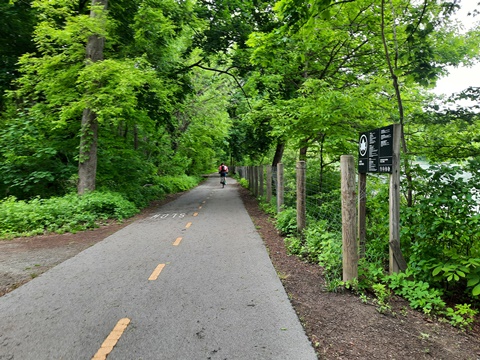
[358,125,394,174]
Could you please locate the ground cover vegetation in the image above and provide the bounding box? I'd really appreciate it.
[1,0,480,329]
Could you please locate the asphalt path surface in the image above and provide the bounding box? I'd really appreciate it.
[0,176,317,360]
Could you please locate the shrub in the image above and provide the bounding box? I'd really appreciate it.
[281,219,342,286]
[284,235,303,256]
[156,175,201,194]
[444,304,478,330]
[305,222,342,283]
[0,174,202,239]
[0,191,139,238]
[258,196,276,215]
[385,269,446,315]
[275,207,297,236]
[237,178,249,189]
[402,163,480,300]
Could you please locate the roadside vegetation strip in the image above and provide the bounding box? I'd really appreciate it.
[149,264,166,281]
[92,318,131,360]
[173,237,183,246]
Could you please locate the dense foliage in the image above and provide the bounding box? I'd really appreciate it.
[0,0,234,199]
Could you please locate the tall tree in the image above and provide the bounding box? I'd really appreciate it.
[4,0,200,199]
[78,0,108,194]
[238,0,479,167]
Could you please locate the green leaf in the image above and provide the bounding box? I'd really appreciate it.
[432,266,442,276]
[467,276,480,287]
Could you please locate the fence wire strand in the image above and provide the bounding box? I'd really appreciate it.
[236,164,343,231]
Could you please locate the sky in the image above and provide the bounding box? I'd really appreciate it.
[432,0,480,96]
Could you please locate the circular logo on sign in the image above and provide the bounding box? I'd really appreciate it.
[359,134,368,157]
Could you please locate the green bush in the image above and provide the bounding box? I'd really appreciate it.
[284,235,303,256]
[306,190,343,233]
[304,221,343,283]
[77,192,138,220]
[385,269,446,315]
[258,196,276,216]
[105,174,201,208]
[402,163,480,299]
[119,185,166,208]
[444,303,478,330]
[237,178,249,188]
[0,191,139,238]
[156,175,201,193]
[282,219,342,286]
[0,174,202,239]
[275,207,297,236]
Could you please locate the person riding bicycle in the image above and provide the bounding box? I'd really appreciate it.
[218,163,229,185]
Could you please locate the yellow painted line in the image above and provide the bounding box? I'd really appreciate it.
[193,212,199,217]
[198,206,202,209]
[185,222,192,229]
[148,264,166,281]
[202,201,206,204]
[173,237,182,246]
[92,318,131,360]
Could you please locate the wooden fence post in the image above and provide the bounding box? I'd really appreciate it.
[296,161,306,233]
[248,166,253,191]
[341,155,358,282]
[254,166,259,197]
[259,165,264,197]
[266,166,272,203]
[277,163,284,213]
[389,124,407,273]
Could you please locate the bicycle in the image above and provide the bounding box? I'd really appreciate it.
[220,174,227,188]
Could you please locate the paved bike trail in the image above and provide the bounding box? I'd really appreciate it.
[0,176,317,360]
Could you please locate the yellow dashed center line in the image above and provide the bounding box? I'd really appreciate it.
[173,237,182,246]
[185,222,192,229]
[148,264,166,281]
[198,206,202,209]
[193,212,198,217]
[92,318,130,360]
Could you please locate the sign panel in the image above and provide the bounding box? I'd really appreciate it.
[358,125,394,174]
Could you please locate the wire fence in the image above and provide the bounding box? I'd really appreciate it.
[235,162,342,232]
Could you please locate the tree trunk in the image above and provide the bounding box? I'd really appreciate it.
[381,0,413,207]
[380,0,409,268]
[78,108,99,193]
[299,143,308,162]
[77,0,108,195]
[271,141,285,167]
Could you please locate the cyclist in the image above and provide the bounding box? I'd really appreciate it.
[218,163,229,187]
